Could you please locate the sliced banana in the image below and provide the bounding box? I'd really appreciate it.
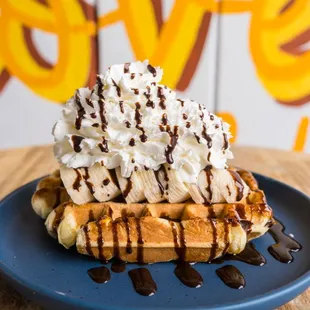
[87,163,121,202]
[163,164,190,203]
[60,165,94,205]
[115,168,145,203]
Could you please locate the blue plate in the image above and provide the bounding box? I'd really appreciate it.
[0,173,309,310]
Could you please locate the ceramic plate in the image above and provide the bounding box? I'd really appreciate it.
[0,173,309,310]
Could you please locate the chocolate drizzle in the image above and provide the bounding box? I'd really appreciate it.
[177,99,185,107]
[202,125,212,148]
[83,225,93,256]
[98,136,109,153]
[157,87,166,109]
[132,88,139,95]
[83,168,94,194]
[135,219,144,263]
[129,138,135,147]
[52,206,65,232]
[268,219,302,263]
[165,126,179,164]
[228,171,244,201]
[147,64,157,77]
[85,97,94,108]
[124,62,130,73]
[112,79,121,97]
[112,221,120,259]
[73,169,82,191]
[88,266,111,284]
[119,101,124,113]
[125,121,131,128]
[135,102,147,142]
[123,217,133,254]
[96,219,106,261]
[204,165,213,202]
[144,86,155,108]
[175,263,203,288]
[161,113,168,125]
[128,268,157,296]
[98,99,108,132]
[123,178,133,198]
[71,135,84,152]
[103,178,110,186]
[216,265,245,289]
[194,133,201,144]
[223,133,229,150]
[74,90,85,130]
[154,166,165,195]
[209,219,218,262]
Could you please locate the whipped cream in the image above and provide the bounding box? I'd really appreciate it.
[53,60,233,183]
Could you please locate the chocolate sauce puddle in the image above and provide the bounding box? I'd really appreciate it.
[88,266,111,284]
[212,242,266,266]
[174,262,203,288]
[268,219,302,263]
[128,268,157,296]
[111,260,126,273]
[216,265,245,289]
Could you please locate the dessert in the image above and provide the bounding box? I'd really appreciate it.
[32,60,275,263]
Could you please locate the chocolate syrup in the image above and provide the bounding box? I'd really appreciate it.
[96,219,106,261]
[132,88,139,95]
[73,169,82,191]
[209,218,218,262]
[129,138,135,147]
[154,168,165,195]
[161,113,168,125]
[123,178,133,198]
[90,112,96,118]
[177,99,185,107]
[88,210,95,222]
[119,101,124,113]
[112,79,121,97]
[88,266,111,283]
[74,90,85,130]
[128,268,157,296]
[223,133,229,150]
[157,87,166,109]
[111,260,126,273]
[112,221,120,259]
[98,99,108,132]
[98,136,109,153]
[202,125,212,148]
[125,121,131,128]
[71,135,84,153]
[175,263,203,288]
[52,206,65,232]
[124,62,130,73]
[92,123,99,128]
[147,64,157,77]
[228,171,244,201]
[131,73,135,79]
[123,217,133,254]
[213,242,266,266]
[186,122,191,128]
[83,225,93,256]
[268,219,302,263]
[135,218,144,263]
[86,97,94,108]
[84,168,94,194]
[165,126,179,164]
[216,265,245,289]
[204,165,213,202]
[194,133,201,144]
[103,178,110,186]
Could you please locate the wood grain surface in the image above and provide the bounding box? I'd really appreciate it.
[0,145,309,310]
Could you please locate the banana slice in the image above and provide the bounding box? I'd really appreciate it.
[115,168,145,203]
[60,165,94,205]
[86,164,121,202]
[139,170,166,203]
[163,164,190,203]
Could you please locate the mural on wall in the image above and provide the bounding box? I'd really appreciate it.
[0,0,309,151]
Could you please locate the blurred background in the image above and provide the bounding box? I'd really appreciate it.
[0,0,309,152]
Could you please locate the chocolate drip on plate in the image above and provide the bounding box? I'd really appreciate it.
[174,262,203,288]
[88,266,111,284]
[268,219,302,263]
[128,268,157,296]
[111,260,126,273]
[216,265,245,289]
[213,242,266,266]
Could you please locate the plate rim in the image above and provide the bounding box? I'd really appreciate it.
[0,174,309,310]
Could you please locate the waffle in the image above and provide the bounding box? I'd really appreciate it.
[33,168,274,263]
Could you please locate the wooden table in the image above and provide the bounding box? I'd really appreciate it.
[0,145,309,310]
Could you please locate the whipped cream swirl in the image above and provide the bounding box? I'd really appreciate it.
[53,60,233,183]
